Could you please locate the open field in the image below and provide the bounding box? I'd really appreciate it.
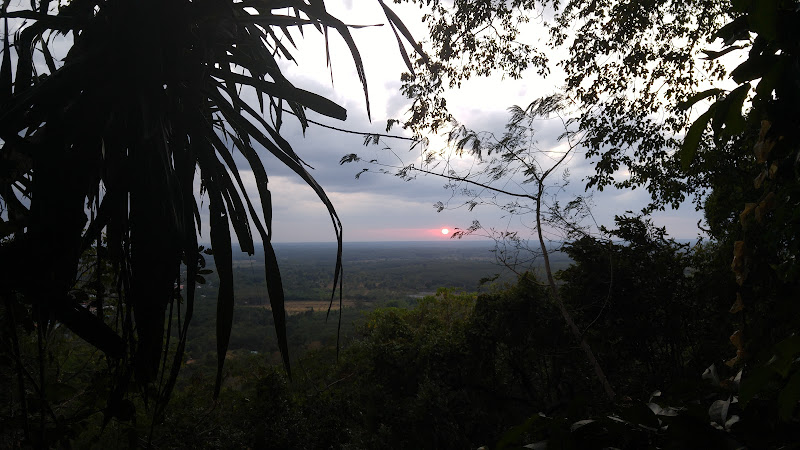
[241,300,372,315]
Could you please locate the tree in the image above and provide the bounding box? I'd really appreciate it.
[405,0,800,439]
[353,0,800,427]
[344,94,617,400]
[678,0,800,427]
[559,215,731,396]
[0,0,421,444]
[389,0,731,211]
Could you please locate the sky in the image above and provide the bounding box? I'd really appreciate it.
[226,2,705,244]
[5,1,704,245]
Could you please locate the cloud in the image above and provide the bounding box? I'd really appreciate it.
[182,4,706,244]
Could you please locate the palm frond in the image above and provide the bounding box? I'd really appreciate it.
[0,0,424,436]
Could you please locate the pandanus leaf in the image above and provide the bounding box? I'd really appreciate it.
[211,87,345,368]
[206,126,269,244]
[155,147,200,416]
[207,178,235,399]
[264,241,291,376]
[210,69,347,121]
[1,0,419,422]
[1,16,11,103]
[378,0,429,73]
[294,3,372,120]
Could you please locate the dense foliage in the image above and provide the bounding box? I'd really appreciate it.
[0,0,421,445]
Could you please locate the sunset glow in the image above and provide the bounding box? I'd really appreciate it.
[441,228,450,235]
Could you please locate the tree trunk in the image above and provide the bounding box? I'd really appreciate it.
[536,192,616,402]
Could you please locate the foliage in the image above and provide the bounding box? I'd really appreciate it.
[339,0,800,446]
[559,216,730,396]
[677,0,800,435]
[392,0,550,133]
[389,0,800,442]
[0,0,421,445]
[394,0,732,212]
[347,92,620,399]
[148,286,587,449]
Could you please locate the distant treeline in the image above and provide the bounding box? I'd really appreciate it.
[201,241,571,304]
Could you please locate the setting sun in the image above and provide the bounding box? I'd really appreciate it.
[441,228,450,235]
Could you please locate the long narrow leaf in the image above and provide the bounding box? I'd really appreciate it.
[680,106,715,171]
[210,68,347,120]
[55,301,125,358]
[264,240,291,377]
[39,35,57,74]
[676,88,722,111]
[206,127,270,243]
[385,19,414,75]
[215,82,308,166]
[208,179,235,399]
[156,137,200,417]
[378,0,428,68]
[202,132,256,254]
[211,90,344,361]
[293,3,371,120]
[1,16,11,103]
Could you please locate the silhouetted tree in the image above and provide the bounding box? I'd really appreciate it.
[0,0,421,445]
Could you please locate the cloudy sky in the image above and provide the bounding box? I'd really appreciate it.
[225,2,704,244]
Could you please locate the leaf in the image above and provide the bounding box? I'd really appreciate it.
[204,130,259,254]
[677,89,722,111]
[731,240,747,286]
[265,242,291,377]
[708,397,731,425]
[294,3,371,120]
[680,106,715,170]
[208,180,235,399]
[755,59,783,100]
[730,329,744,351]
[739,365,775,407]
[378,0,428,72]
[712,16,750,45]
[731,55,777,84]
[777,369,800,421]
[700,45,745,61]
[54,302,124,359]
[210,69,347,121]
[747,0,778,41]
[154,181,199,420]
[703,364,720,386]
[716,83,751,137]
[38,35,57,74]
[384,16,414,75]
[769,163,778,179]
[740,202,757,226]
[210,87,345,372]
[1,16,11,103]
[753,170,767,189]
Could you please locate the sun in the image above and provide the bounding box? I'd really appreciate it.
[441,228,450,235]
